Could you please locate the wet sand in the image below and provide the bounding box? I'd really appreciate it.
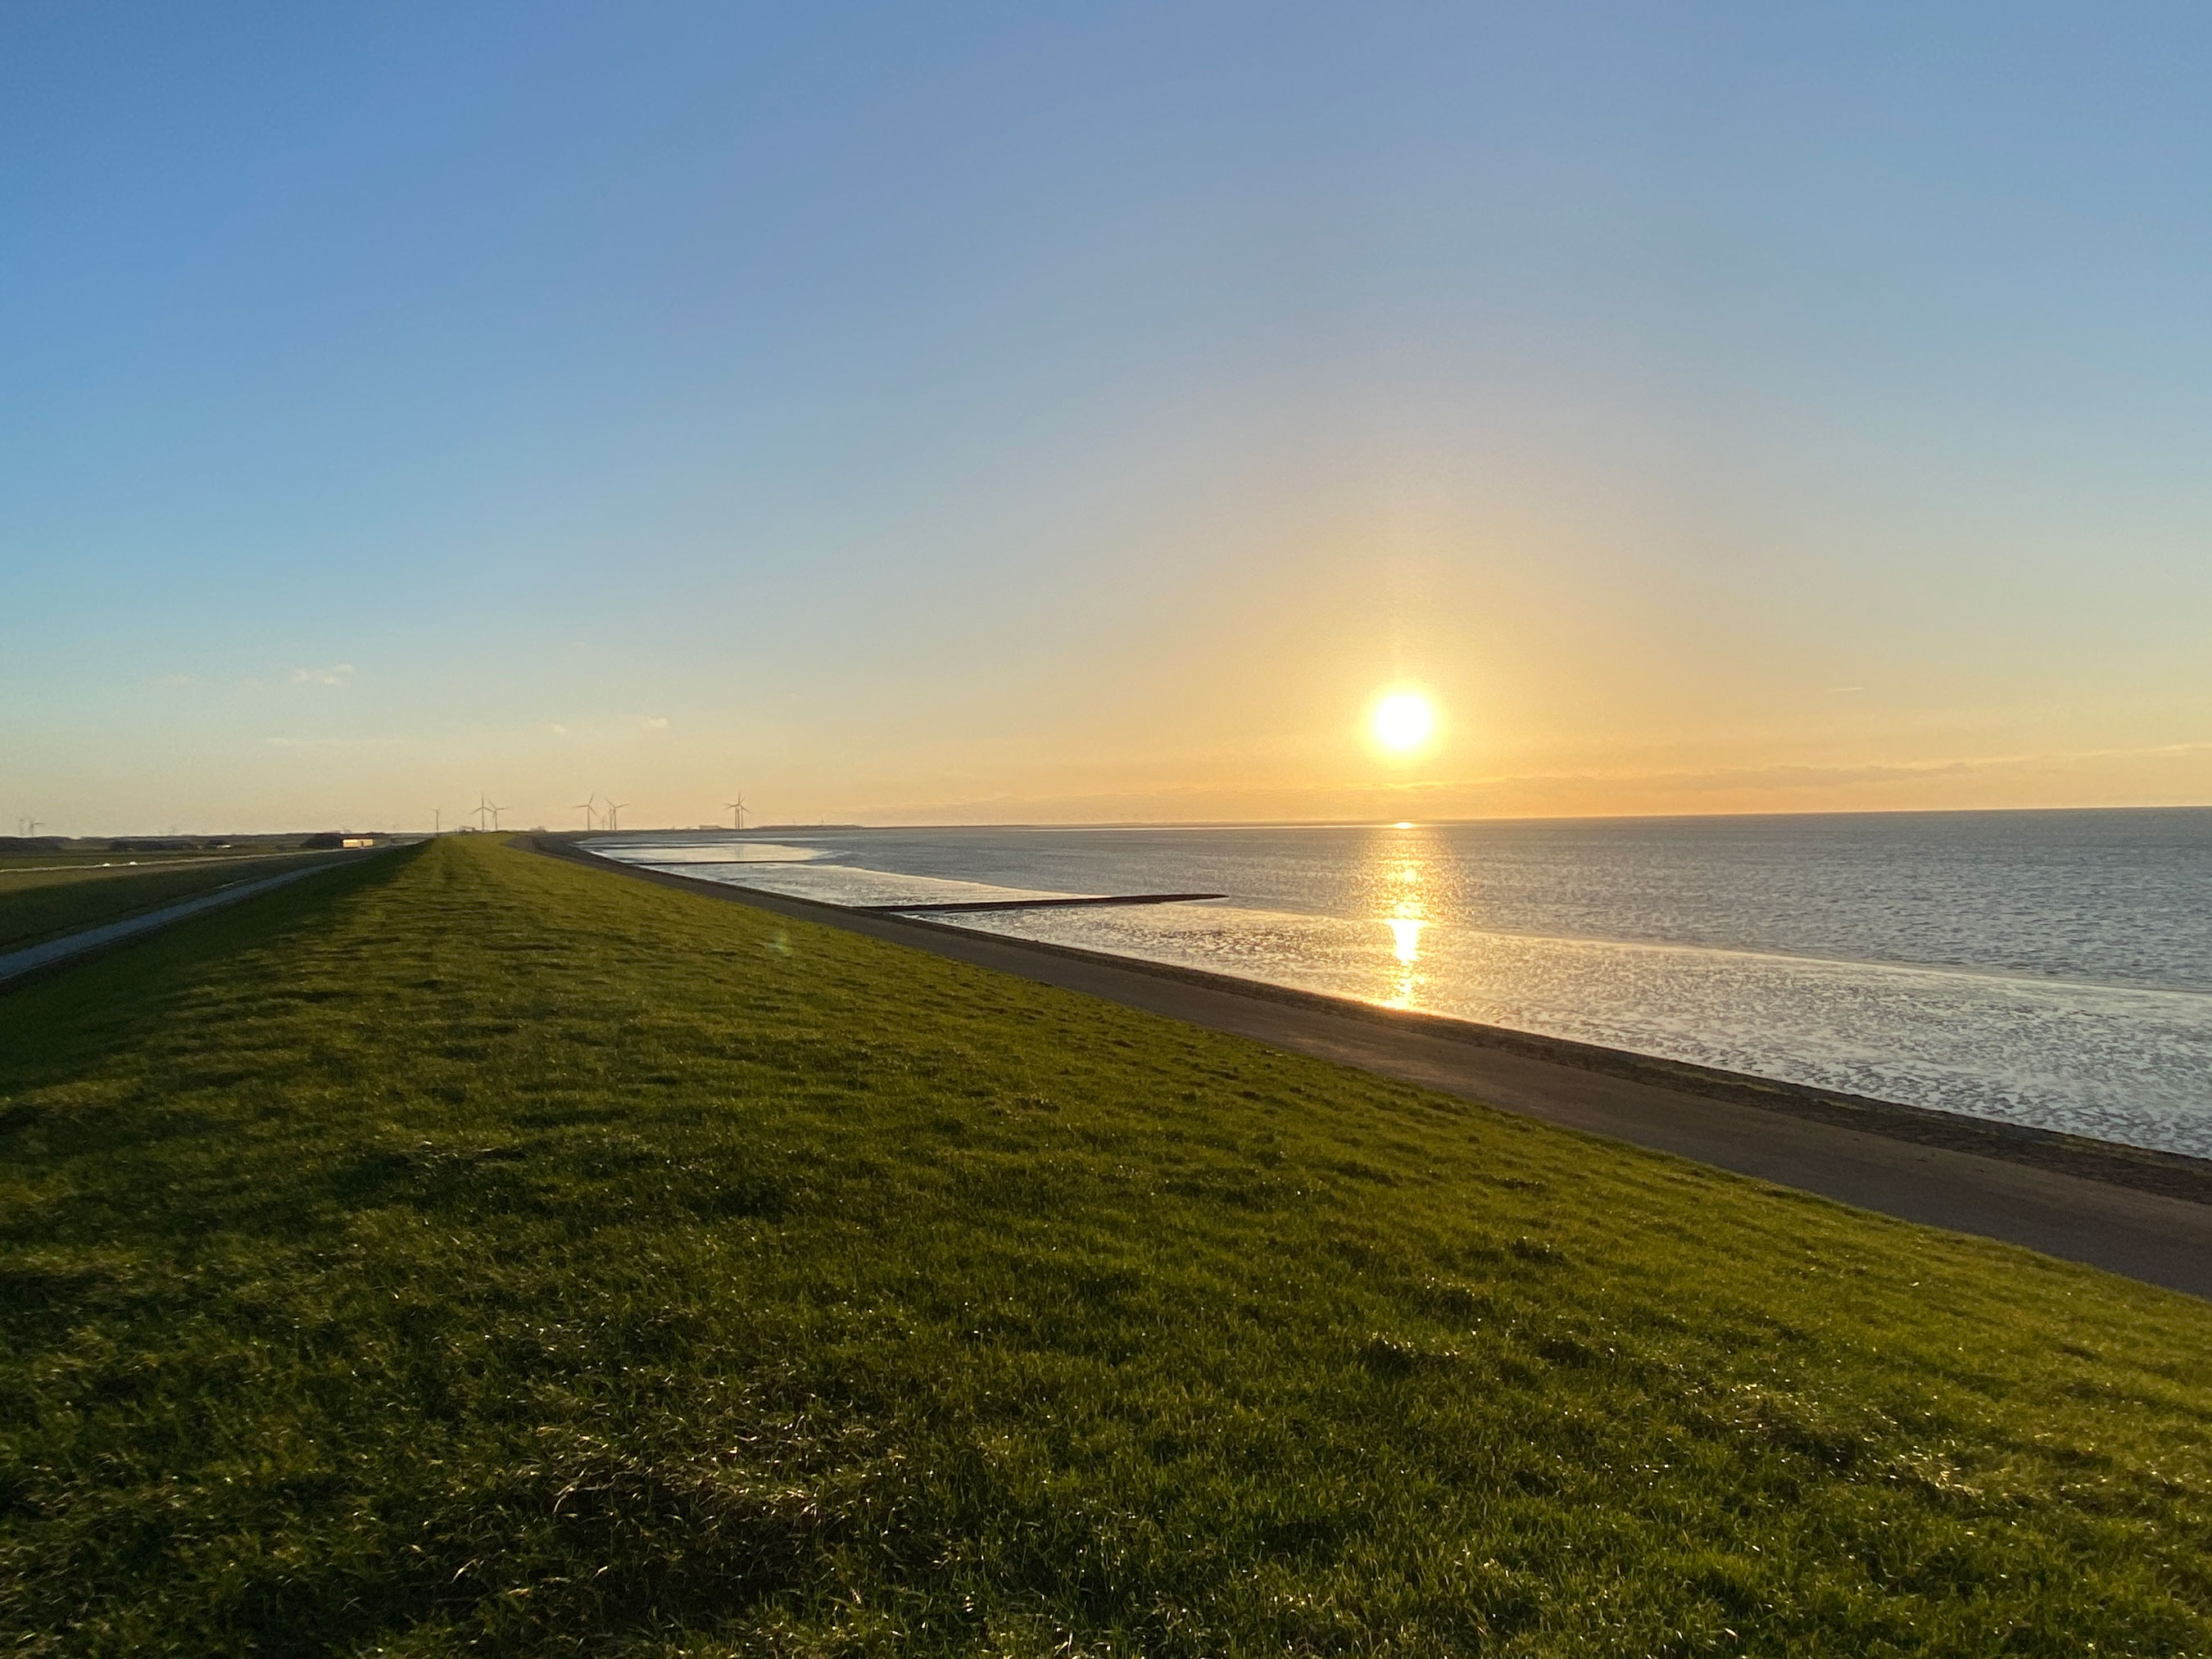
[530,836,2212,1300]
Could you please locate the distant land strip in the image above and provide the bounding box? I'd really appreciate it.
[861,892,1226,913]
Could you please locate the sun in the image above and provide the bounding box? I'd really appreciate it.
[1370,688,1438,755]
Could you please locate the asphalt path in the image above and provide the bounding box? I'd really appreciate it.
[532,837,2212,1301]
[0,860,360,987]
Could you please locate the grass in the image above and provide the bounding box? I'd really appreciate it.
[1,836,2208,1657]
[0,853,348,956]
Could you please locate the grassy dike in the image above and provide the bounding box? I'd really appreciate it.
[2,837,2208,1657]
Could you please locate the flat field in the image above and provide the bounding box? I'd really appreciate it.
[0,853,344,957]
[2,837,2207,1656]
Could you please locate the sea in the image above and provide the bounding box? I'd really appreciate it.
[585,809,2212,1159]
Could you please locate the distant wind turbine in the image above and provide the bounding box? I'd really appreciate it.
[433,806,442,835]
[573,794,598,831]
[604,800,628,832]
[484,799,506,832]
[723,794,746,832]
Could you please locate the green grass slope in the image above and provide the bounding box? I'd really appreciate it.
[0,853,344,956]
[2,838,2208,1657]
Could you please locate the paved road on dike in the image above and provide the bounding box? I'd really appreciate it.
[0,860,360,988]
[535,838,2212,1302]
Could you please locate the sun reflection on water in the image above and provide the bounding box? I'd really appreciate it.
[1376,836,1432,1008]
[1387,917,1425,963]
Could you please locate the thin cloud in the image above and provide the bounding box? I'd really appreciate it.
[641,716,669,732]
[291,664,356,687]
[263,733,400,750]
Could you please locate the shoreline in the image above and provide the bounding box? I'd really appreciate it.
[540,835,2211,1203]
[529,834,2212,1298]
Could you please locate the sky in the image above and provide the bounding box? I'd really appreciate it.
[4,2,2210,833]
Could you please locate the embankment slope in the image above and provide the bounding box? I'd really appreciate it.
[2,836,2207,1654]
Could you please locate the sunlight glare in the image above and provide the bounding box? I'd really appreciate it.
[1371,690,1437,755]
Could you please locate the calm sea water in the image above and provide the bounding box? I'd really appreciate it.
[588,810,2212,1158]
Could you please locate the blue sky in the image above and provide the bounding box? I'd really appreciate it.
[4,2,2209,831]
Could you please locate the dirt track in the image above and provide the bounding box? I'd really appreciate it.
[531,836,2212,1301]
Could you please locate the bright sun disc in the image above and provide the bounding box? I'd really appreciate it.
[1371,690,1436,753]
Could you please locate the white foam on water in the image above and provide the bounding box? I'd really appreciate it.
[595,850,1082,909]
[585,838,831,866]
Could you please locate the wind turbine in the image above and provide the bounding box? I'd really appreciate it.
[433,807,442,835]
[484,799,506,832]
[573,794,598,831]
[604,799,628,832]
[723,794,746,832]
